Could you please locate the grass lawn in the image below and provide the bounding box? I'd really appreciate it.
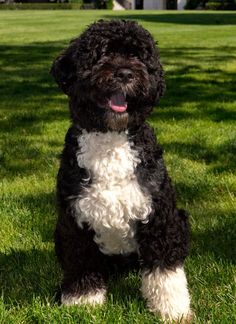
[0,10,236,323]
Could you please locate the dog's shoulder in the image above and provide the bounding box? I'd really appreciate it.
[64,125,82,148]
[57,125,91,199]
[130,123,163,162]
[131,123,167,197]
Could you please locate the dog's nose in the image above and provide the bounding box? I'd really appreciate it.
[116,68,134,81]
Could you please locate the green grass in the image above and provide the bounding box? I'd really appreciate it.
[0,10,235,323]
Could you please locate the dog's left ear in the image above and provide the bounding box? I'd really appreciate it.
[156,62,166,102]
[149,41,166,103]
[50,48,77,96]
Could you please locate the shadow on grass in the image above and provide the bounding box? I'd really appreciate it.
[164,140,235,176]
[192,210,236,265]
[0,136,61,180]
[103,12,236,25]
[20,191,57,242]
[0,249,60,306]
[0,42,69,179]
[154,46,236,112]
[0,192,58,305]
[0,43,69,112]
[108,272,143,306]
[151,105,236,123]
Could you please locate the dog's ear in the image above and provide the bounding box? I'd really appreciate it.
[153,45,166,102]
[146,41,166,104]
[50,49,77,96]
[156,63,166,101]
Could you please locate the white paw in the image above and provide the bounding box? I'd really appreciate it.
[61,288,106,306]
[141,267,191,321]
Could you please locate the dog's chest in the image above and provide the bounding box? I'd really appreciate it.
[75,131,151,255]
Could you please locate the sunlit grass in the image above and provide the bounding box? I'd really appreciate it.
[0,10,235,323]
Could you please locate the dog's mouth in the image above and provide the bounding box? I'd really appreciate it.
[108,92,127,113]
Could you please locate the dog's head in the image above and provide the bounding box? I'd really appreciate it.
[51,20,165,131]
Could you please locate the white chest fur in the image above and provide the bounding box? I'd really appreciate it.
[74,131,151,255]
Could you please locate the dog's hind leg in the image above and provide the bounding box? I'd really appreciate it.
[55,217,108,307]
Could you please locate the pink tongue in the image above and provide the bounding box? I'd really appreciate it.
[109,93,127,113]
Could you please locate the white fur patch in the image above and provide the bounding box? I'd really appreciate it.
[141,266,191,321]
[61,288,106,306]
[74,130,151,255]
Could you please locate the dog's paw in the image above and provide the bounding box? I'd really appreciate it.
[177,311,194,323]
[142,267,192,323]
[147,303,193,323]
[159,310,193,323]
[61,288,106,306]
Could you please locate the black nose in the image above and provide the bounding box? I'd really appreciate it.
[116,68,134,81]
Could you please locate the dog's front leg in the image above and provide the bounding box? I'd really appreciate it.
[55,219,108,307]
[137,209,192,322]
[141,266,191,322]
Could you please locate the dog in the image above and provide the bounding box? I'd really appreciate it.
[51,20,192,321]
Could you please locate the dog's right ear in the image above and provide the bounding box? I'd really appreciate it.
[50,50,77,96]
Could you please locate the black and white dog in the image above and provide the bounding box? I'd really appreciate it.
[51,20,192,321]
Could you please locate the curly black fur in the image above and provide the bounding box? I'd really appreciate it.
[51,19,190,311]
